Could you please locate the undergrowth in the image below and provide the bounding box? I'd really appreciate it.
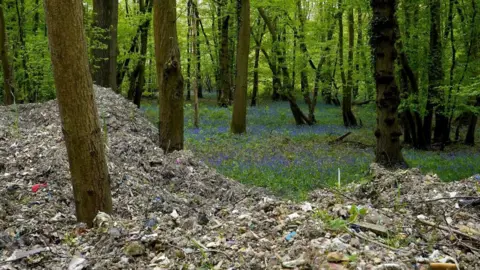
[141,94,480,200]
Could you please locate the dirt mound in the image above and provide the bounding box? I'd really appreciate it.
[0,87,479,269]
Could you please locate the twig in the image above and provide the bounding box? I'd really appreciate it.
[350,231,409,255]
[167,239,233,262]
[415,196,480,204]
[416,219,480,243]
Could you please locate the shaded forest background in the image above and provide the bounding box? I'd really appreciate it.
[0,0,479,198]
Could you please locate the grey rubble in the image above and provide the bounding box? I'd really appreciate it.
[0,87,479,269]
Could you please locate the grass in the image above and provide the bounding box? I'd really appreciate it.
[141,93,480,200]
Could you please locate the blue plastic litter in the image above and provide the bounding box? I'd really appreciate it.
[285,231,297,241]
[145,218,158,228]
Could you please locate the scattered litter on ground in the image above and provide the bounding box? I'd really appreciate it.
[0,86,478,269]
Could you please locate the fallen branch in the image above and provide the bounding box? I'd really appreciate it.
[329,132,352,144]
[353,100,373,106]
[416,219,480,243]
[350,231,410,255]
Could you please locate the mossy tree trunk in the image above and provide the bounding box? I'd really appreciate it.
[44,0,113,227]
[154,0,184,152]
[370,0,406,167]
[231,0,250,134]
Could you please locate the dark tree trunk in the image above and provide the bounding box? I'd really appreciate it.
[132,0,149,108]
[0,0,15,105]
[218,1,230,107]
[15,0,31,102]
[339,0,357,127]
[296,0,315,122]
[259,7,311,125]
[186,0,192,101]
[424,0,445,146]
[154,0,184,152]
[44,0,112,227]
[397,29,427,149]
[251,19,265,107]
[465,97,480,145]
[92,0,118,92]
[371,0,406,167]
[116,2,152,90]
[194,3,203,99]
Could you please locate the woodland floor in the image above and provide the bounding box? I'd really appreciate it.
[141,93,480,200]
[0,88,479,269]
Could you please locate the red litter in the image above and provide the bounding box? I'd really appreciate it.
[32,183,48,193]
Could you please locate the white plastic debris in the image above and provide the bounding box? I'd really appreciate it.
[68,257,88,270]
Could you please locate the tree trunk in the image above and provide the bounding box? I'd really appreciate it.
[192,0,199,128]
[371,0,406,167]
[0,0,14,105]
[133,0,149,108]
[33,0,39,34]
[154,0,184,152]
[339,0,357,127]
[193,2,203,99]
[92,0,118,92]
[231,0,250,134]
[424,0,445,146]
[465,97,479,145]
[44,0,112,227]
[186,0,192,101]
[218,1,230,107]
[116,1,152,89]
[258,7,310,125]
[251,19,265,107]
[296,0,314,122]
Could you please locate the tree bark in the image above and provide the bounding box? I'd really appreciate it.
[0,0,14,105]
[92,0,118,92]
[258,7,310,125]
[193,2,203,99]
[44,0,112,227]
[132,0,149,108]
[424,0,445,146]
[339,0,357,127]
[154,0,184,152]
[218,0,231,107]
[231,0,250,134]
[371,0,406,167]
[192,0,199,128]
[186,0,192,101]
[251,18,265,107]
[116,1,153,89]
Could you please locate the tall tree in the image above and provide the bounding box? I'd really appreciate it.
[192,0,199,128]
[218,0,231,107]
[424,0,445,146]
[371,0,406,167]
[339,0,357,127]
[92,0,118,92]
[231,0,250,133]
[128,0,152,108]
[44,0,112,226]
[154,0,184,152]
[251,18,265,107]
[0,0,14,105]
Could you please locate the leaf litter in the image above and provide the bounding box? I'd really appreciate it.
[0,86,478,269]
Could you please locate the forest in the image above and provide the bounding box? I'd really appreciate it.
[0,0,479,268]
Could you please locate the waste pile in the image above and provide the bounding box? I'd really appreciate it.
[0,87,478,269]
